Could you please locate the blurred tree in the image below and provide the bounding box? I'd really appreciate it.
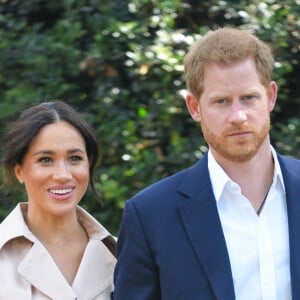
[0,0,299,234]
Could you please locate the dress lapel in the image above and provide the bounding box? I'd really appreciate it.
[18,238,116,299]
[72,239,116,299]
[18,241,76,300]
[177,156,235,300]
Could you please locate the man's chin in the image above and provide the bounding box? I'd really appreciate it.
[215,144,259,162]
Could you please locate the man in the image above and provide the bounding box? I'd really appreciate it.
[114,28,300,300]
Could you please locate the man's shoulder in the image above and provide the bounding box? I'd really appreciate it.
[277,153,300,167]
[128,155,210,208]
[277,153,300,181]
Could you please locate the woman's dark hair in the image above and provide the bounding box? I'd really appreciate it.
[2,100,101,201]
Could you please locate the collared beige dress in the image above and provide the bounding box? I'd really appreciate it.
[0,203,116,300]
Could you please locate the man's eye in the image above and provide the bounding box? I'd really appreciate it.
[216,99,227,104]
[243,95,254,101]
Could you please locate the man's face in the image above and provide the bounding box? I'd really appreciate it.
[186,58,277,163]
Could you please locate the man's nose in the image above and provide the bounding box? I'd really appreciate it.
[228,101,247,124]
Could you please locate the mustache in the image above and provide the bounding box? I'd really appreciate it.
[223,124,256,135]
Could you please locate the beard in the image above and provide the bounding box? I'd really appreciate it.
[201,116,270,163]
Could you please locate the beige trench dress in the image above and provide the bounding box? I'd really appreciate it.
[0,203,116,300]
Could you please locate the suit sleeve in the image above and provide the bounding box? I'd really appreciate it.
[114,199,161,299]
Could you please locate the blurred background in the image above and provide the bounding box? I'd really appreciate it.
[0,0,299,234]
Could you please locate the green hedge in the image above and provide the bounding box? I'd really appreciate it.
[0,0,299,234]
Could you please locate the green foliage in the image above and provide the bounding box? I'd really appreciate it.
[0,0,299,234]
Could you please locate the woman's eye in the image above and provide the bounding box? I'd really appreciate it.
[69,155,83,162]
[38,157,52,163]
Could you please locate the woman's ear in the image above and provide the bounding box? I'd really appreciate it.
[14,164,24,184]
[185,92,202,122]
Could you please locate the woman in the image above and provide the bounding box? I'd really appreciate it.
[0,101,116,299]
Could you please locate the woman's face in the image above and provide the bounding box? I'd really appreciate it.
[14,121,90,220]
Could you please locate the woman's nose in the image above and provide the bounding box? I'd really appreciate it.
[52,161,72,181]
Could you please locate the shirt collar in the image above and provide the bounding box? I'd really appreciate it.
[0,203,112,250]
[208,146,285,203]
[0,203,35,250]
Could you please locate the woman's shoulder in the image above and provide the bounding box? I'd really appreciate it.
[0,203,34,251]
[76,206,116,258]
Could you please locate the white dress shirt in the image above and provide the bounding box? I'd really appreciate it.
[208,147,291,300]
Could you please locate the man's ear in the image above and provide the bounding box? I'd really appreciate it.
[185,93,202,122]
[268,81,277,112]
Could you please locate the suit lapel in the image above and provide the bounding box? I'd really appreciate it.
[278,154,300,299]
[177,155,235,300]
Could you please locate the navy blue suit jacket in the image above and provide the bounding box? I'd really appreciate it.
[114,153,300,300]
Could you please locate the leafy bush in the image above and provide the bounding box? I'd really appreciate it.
[0,0,299,234]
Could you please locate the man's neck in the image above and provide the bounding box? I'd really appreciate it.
[211,143,274,212]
